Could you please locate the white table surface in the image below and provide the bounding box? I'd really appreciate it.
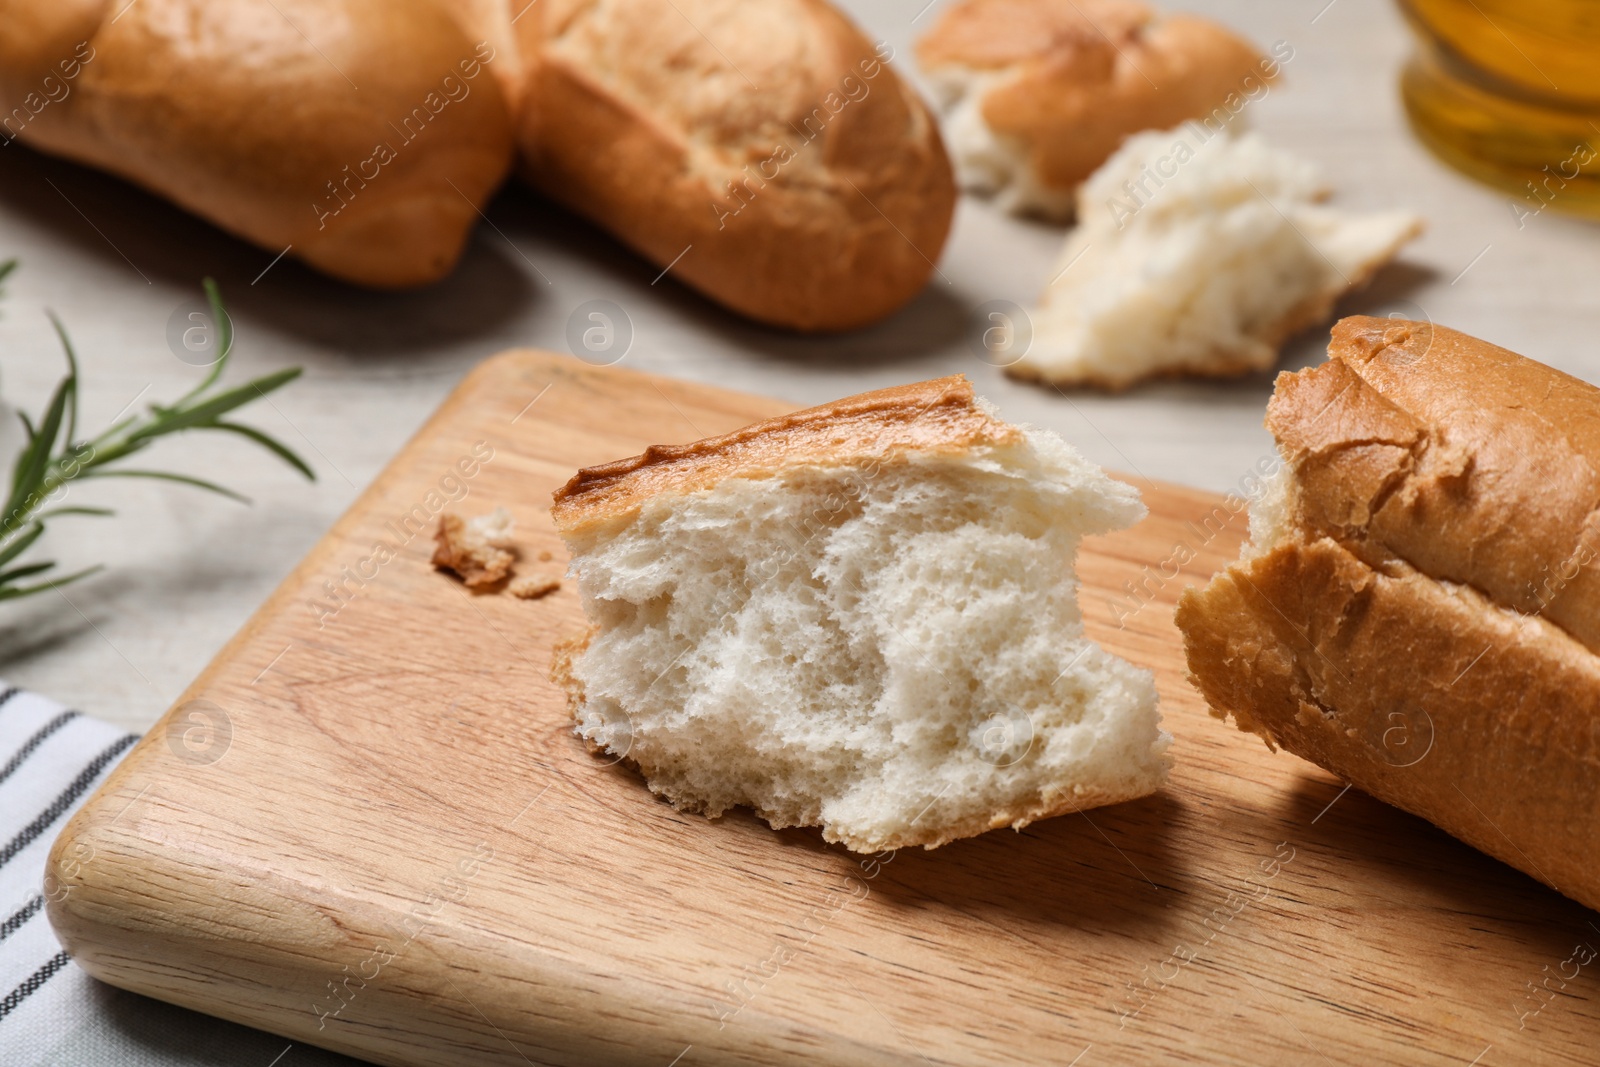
[1,0,1596,734]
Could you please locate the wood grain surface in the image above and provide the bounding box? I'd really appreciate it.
[44,352,1600,1067]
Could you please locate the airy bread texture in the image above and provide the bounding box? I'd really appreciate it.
[513,0,956,332]
[916,0,1271,219]
[1178,317,1600,912]
[1011,127,1422,390]
[0,0,515,288]
[551,377,1169,853]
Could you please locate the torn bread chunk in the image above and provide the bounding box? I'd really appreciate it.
[432,507,515,587]
[916,0,1274,219]
[1177,316,1600,912]
[550,376,1169,853]
[1011,126,1422,389]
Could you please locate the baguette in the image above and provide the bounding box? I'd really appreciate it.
[513,0,957,331]
[1177,316,1600,910]
[0,0,515,287]
[551,376,1169,852]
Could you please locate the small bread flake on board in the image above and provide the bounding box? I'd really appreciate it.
[432,507,564,599]
[509,574,561,600]
[432,507,515,588]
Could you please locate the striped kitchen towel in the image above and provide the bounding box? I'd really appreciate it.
[0,684,367,1067]
[0,683,136,1058]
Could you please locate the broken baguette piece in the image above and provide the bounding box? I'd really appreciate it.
[1177,317,1600,911]
[551,376,1170,852]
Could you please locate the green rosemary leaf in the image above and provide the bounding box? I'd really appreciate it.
[0,523,44,567]
[33,506,115,520]
[0,564,103,601]
[5,375,71,522]
[82,468,251,503]
[203,277,232,376]
[0,560,55,585]
[9,410,34,491]
[208,421,315,481]
[172,277,234,407]
[136,367,302,437]
[0,273,310,608]
[45,312,79,449]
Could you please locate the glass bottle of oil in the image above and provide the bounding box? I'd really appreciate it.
[1398,0,1600,221]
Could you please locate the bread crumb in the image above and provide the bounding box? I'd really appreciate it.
[433,508,516,587]
[510,574,561,600]
[537,550,553,562]
[470,506,516,547]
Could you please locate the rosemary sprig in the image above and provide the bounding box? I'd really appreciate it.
[0,267,314,601]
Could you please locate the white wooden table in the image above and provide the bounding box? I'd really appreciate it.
[2,0,1596,734]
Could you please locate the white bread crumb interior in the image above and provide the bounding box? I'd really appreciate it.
[1015,126,1423,389]
[925,66,1078,221]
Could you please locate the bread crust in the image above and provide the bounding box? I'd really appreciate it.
[551,375,1020,535]
[0,0,514,288]
[514,0,956,332]
[916,0,1270,193]
[1273,316,1600,652]
[1179,316,1600,910]
[1178,536,1600,910]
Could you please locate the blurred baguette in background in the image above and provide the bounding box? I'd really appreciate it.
[512,0,956,332]
[0,0,516,288]
[0,0,957,332]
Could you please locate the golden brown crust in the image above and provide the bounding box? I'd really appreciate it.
[1177,536,1600,911]
[0,0,107,102]
[550,626,596,726]
[916,0,1271,191]
[0,0,514,288]
[514,0,956,332]
[447,0,528,108]
[550,375,1019,535]
[1270,316,1600,653]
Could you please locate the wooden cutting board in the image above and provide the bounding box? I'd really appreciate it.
[46,352,1600,1067]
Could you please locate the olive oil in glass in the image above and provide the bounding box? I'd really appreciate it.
[1399,0,1600,220]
